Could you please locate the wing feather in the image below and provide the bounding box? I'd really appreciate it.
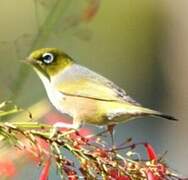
[55,64,140,106]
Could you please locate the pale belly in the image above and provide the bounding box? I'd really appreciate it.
[45,86,109,125]
[46,87,133,125]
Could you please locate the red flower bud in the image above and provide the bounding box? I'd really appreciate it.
[117,175,130,180]
[144,143,157,161]
[108,169,119,178]
[146,170,160,180]
[39,159,51,180]
[93,148,108,158]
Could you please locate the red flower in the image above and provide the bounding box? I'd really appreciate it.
[146,170,160,180]
[63,166,78,180]
[92,148,108,158]
[117,176,130,180]
[68,176,78,180]
[24,137,49,165]
[108,169,130,180]
[0,160,16,177]
[108,169,119,178]
[144,143,157,161]
[157,164,166,176]
[39,159,51,180]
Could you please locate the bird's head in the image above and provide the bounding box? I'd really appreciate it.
[27,48,73,81]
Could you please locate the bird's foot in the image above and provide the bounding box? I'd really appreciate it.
[50,122,80,139]
[87,124,116,147]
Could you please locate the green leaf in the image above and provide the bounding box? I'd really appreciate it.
[0,101,22,117]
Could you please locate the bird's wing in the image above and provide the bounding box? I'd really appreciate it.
[55,64,140,105]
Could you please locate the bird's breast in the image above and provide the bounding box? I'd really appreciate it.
[38,73,66,115]
[46,86,65,113]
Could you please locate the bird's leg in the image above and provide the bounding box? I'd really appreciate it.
[107,124,116,147]
[50,121,81,138]
[53,122,76,129]
[54,119,81,129]
[88,126,108,139]
[96,129,107,137]
[89,124,116,146]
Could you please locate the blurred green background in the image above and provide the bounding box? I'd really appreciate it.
[0,0,187,178]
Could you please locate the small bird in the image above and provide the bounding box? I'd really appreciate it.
[27,48,177,129]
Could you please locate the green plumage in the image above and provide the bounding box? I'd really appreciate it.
[27,48,177,128]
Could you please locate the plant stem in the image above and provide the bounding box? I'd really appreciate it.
[10,0,72,100]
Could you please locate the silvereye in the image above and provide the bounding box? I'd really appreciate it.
[27,48,177,129]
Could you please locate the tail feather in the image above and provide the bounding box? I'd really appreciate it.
[117,104,178,122]
[153,113,178,121]
[137,107,178,121]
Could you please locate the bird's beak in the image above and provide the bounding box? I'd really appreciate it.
[20,57,35,65]
[25,57,36,65]
[23,57,51,82]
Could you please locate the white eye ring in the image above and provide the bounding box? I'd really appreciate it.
[42,52,54,64]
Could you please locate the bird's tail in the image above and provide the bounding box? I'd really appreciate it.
[106,102,178,123]
[138,107,178,121]
[151,111,178,121]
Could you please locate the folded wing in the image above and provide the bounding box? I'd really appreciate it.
[55,64,140,106]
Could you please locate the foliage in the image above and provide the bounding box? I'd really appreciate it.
[0,101,185,180]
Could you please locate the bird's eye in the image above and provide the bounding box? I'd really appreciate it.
[42,52,54,64]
